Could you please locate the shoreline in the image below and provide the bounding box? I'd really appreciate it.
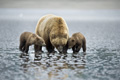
[0,9,120,21]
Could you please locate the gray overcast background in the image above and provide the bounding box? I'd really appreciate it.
[0,0,120,9]
[0,0,120,80]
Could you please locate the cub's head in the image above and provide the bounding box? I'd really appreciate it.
[35,35,46,46]
[50,32,68,53]
[68,37,76,49]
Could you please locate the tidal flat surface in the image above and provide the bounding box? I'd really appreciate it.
[0,9,120,80]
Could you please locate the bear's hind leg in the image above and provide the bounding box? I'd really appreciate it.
[82,40,86,52]
[19,40,26,52]
[82,45,86,52]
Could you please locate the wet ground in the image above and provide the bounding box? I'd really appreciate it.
[0,9,120,80]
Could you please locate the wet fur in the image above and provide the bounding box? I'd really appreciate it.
[19,32,45,53]
[68,32,86,53]
[35,14,69,53]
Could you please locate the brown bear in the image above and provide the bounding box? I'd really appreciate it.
[68,32,86,53]
[35,14,69,53]
[19,32,46,53]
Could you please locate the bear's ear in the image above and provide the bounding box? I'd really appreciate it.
[32,34,36,38]
[72,39,74,42]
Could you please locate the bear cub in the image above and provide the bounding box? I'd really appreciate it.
[19,32,45,53]
[68,32,86,53]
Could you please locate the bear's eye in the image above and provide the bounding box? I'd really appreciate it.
[72,39,74,42]
[52,34,56,39]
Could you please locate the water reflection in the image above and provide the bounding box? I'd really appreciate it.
[0,9,120,80]
[20,52,86,80]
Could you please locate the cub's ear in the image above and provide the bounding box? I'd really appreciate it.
[32,34,36,38]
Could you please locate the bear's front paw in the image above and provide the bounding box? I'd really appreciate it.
[73,51,78,54]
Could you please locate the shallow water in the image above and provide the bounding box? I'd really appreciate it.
[0,9,120,80]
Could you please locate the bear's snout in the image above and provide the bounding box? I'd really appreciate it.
[57,46,63,53]
[42,42,46,46]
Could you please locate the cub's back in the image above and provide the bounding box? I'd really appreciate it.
[72,32,86,44]
[72,32,84,39]
[20,32,32,41]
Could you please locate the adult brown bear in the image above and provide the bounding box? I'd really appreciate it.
[35,14,69,53]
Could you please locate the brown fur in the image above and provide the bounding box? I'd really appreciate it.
[68,32,86,53]
[35,14,69,53]
[19,32,45,53]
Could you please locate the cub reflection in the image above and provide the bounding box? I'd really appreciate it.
[20,52,86,80]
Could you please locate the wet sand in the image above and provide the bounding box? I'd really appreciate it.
[0,9,120,80]
[0,0,120,80]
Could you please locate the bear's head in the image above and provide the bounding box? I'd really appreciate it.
[49,17,69,53]
[50,32,68,53]
[35,35,46,46]
[68,37,76,49]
